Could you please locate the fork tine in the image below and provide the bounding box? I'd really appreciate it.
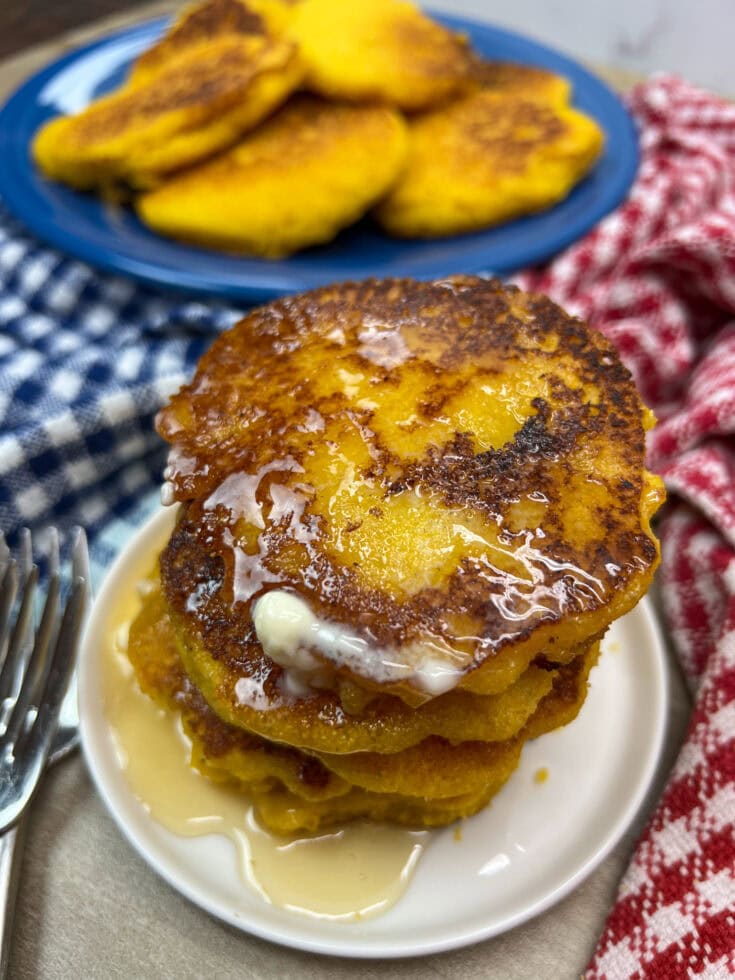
[56,528,88,737]
[19,576,87,777]
[47,528,60,581]
[18,531,38,657]
[17,531,31,583]
[1,529,37,706]
[1,570,61,751]
[0,565,39,717]
[17,531,33,634]
[42,528,62,658]
[0,562,19,667]
[72,528,90,597]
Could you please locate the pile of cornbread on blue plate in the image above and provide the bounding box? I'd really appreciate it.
[33,0,604,257]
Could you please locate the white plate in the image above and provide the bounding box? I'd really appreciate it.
[79,506,668,958]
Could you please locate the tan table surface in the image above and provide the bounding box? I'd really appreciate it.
[2,7,691,978]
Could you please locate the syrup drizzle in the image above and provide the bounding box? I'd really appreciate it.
[101,561,428,921]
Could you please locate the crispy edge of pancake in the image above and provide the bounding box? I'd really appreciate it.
[32,34,302,191]
[307,642,600,798]
[250,773,512,833]
[465,57,572,105]
[128,0,272,86]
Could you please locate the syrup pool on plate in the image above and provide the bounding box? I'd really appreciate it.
[100,552,428,921]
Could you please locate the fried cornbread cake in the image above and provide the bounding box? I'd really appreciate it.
[136,96,407,257]
[122,276,663,832]
[32,31,302,191]
[129,568,601,833]
[287,0,473,110]
[373,90,604,238]
[128,0,292,86]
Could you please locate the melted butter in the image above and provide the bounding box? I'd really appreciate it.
[101,564,427,920]
[252,589,470,696]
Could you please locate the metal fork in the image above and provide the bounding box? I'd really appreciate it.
[0,528,89,978]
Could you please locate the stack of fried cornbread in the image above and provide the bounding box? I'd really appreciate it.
[126,276,664,834]
[33,0,604,256]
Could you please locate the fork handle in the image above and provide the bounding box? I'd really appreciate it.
[0,822,26,979]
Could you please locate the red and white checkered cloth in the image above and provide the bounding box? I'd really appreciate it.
[517,74,735,980]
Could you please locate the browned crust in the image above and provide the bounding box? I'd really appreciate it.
[66,35,288,146]
[137,0,268,72]
[460,97,567,174]
[466,57,567,95]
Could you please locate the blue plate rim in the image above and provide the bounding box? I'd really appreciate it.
[0,12,638,302]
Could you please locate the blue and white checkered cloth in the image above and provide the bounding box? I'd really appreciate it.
[0,200,245,583]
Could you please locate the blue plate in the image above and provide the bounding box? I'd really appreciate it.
[0,14,638,302]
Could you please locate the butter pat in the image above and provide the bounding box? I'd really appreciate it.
[252,590,470,698]
[253,591,323,674]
